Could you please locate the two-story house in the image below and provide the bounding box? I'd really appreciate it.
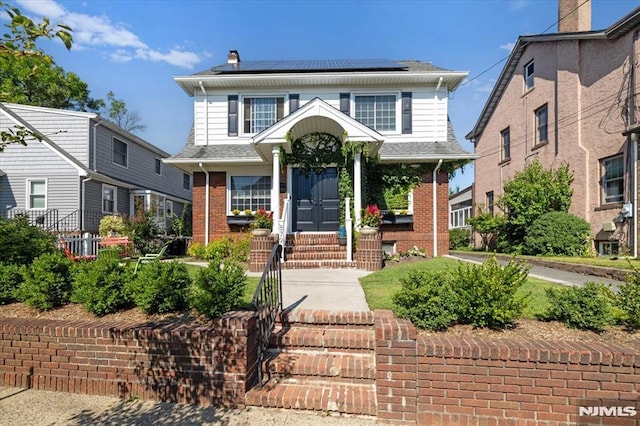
[0,103,192,234]
[467,1,640,256]
[166,53,473,265]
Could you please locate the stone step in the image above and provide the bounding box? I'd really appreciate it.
[282,259,357,269]
[271,326,375,352]
[244,382,377,416]
[265,351,376,383]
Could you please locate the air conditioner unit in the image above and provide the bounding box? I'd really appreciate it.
[602,222,616,232]
[621,203,633,218]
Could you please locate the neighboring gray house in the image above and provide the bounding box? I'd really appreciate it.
[0,103,192,234]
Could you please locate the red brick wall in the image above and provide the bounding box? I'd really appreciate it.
[381,171,449,257]
[375,310,640,425]
[0,312,257,407]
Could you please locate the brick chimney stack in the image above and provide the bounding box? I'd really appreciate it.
[558,0,591,33]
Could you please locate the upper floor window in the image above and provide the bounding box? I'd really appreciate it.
[27,179,46,209]
[183,173,191,190]
[355,95,396,131]
[113,138,128,167]
[602,155,624,204]
[102,184,116,213]
[155,158,162,175]
[243,97,284,134]
[230,175,271,213]
[501,127,511,161]
[535,104,548,145]
[524,60,534,90]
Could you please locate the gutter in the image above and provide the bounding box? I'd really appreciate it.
[198,162,210,245]
[433,159,443,257]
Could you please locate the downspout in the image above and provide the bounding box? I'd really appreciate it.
[633,134,638,258]
[199,81,208,145]
[81,177,92,231]
[435,76,443,94]
[92,119,101,171]
[433,159,443,257]
[198,162,210,246]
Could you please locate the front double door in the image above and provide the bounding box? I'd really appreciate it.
[292,167,340,232]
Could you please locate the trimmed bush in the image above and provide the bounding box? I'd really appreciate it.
[0,262,23,304]
[187,241,205,259]
[543,282,615,332]
[449,228,471,250]
[0,216,56,265]
[229,234,251,262]
[126,261,191,314]
[204,237,232,261]
[616,272,640,329]
[16,251,74,311]
[523,211,592,256]
[393,270,458,331]
[190,260,247,319]
[453,257,529,329]
[72,258,133,316]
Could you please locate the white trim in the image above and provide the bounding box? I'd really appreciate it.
[26,178,47,210]
[227,172,273,215]
[112,137,129,169]
[166,200,174,216]
[240,94,287,136]
[101,183,117,214]
[352,91,401,136]
[271,147,280,233]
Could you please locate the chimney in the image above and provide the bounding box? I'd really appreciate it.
[558,0,591,33]
[227,50,240,64]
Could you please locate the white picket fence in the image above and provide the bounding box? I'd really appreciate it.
[58,233,102,257]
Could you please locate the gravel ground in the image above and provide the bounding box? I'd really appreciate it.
[0,387,378,426]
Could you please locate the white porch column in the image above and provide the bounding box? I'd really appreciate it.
[271,146,280,233]
[354,152,362,228]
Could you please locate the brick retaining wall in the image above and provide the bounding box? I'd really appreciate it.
[0,311,257,407]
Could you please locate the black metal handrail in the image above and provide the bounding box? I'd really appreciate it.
[251,244,283,387]
[8,209,58,229]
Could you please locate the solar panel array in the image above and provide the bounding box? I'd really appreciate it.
[213,59,407,74]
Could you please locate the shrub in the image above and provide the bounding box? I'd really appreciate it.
[452,257,529,329]
[72,259,133,316]
[99,214,126,237]
[523,211,592,256]
[187,241,205,259]
[16,252,74,311]
[204,237,232,261]
[190,260,247,319]
[392,270,458,331]
[449,228,471,250]
[229,234,251,262]
[0,216,56,265]
[126,261,191,314]
[616,272,640,329]
[0,262,23,304]
[543,282,615,332]
[126,212,161,255]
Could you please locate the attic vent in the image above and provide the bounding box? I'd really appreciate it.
[227,50,240,64]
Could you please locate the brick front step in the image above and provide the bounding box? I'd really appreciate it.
[282,260,357,269]
[280,309,375,327]
[285,244,346,252]
[265,351,376,382]
[244,382,377,416]
[286,251,347,261]
[271,326,375,351]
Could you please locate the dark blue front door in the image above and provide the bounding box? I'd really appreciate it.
[292,167,339,232]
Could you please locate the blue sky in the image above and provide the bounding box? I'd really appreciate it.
[12,0,640,190]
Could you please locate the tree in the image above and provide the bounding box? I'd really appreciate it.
[468,209,505,251]
[104,91,146,133]
[498,160,573,253]
[0,0,73,151]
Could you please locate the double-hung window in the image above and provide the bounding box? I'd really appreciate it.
[486,191,495,216]
[501,127,511,161]
[243,97,284,134]
[27,179,46,209]
[230,176,271,212]
[524,60,534,90]
[602,155,624,204]
[354,95,396,131]
[102,184,117,214]
[535,104,548,145]
[155,158,162,175]
[113,138,128,167]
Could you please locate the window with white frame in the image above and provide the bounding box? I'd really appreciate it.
[354,95,396,131]
[524,60,534,90]
[183,173,191,190]
[155,158,162,175]
[230,176,271,212]
[598,241,619,256]
[102,184,117,213]
[166,200,173,216]
[27,179,46,209]
[535,104,548,145]
[601,155,624,204]
[113,138,128,167]
[243,97,284,134]
[501,127,511,161]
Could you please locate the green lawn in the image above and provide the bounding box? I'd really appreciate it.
[359,257,563,318]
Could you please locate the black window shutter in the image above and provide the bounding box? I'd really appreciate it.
[401,92,412,134]
[228,95,238,136]
[340,93,350,115]
[289,94,299,113]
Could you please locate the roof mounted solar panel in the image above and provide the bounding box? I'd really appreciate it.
[212,59,407,74]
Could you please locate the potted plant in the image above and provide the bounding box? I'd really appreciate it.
[360,204,382,234]
[252,207,273,236]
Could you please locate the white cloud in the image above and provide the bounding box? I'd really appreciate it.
[509,0,530,11]
[500,42,516,52]
[16,0,202,69]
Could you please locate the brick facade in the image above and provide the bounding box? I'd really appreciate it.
[356,232,383,271]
